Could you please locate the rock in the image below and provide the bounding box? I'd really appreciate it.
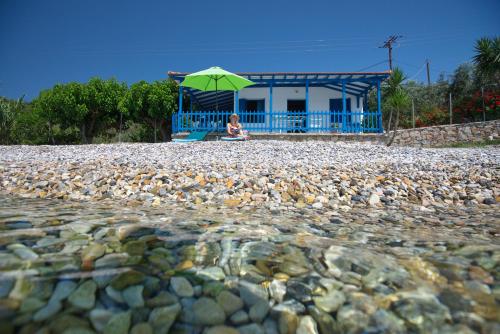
[33,301,62,321]
[19,297,45,313]
[249,300,270,323]
[263,318,280,334]
[230,310,249,325]
[193,297,226,325]
[239,281,268,307]
[49,314,91,334]
[123,240,147,256]
[270,279,287,303]
[146,291,178,308]
[216,290,244,316]
[307,306,337,334]
[105,285,125,303]
[170,276,194,297]
[95,253,129,268]
[297,316,319,334]
[50,280,78,303]
[438,288,472,312]
[483,198,496,205]
[313,290,345,313]
[198,266,226,281]
[371,309,406,333]
[272,299,306,315]
[369,193,380,206]
[392,291,451,332]
[130,323,153,334]
[103,311,131,334]
[81,243,106,262]
[149,303,181,334]
[68,280,97,310]
[278,311,299,334]
[238,323,265,334]
[336,305,370,333]
[122,285,144,308]
[13,247,39,261]
[205,325,240,334]
[110,270,145,290]
[0,277,15,298]
[89,309,113,332]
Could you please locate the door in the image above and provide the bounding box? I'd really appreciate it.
[330,98,351,126]
[240,99,265,123]
[287,100,306,132]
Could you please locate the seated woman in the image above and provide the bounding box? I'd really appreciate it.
[226,114,245,138]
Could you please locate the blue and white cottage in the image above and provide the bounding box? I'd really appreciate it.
[168,70,390,134]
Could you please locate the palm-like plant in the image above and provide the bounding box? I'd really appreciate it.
[473,37,500,80]
[384,68,410,146]
[386,87,411,146]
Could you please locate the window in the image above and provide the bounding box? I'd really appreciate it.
[239,99,265,123]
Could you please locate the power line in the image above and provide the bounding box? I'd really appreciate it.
[356,60,388,72]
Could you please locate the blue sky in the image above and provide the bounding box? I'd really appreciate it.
[1,0,499,100]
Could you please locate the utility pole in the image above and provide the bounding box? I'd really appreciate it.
[412,99,415,128]
[449,93,452,125]
[380,35,403,71]
[426,59,431,86]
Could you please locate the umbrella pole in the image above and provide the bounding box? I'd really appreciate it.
[215,79,219,140]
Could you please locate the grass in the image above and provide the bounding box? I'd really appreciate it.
[438,139,500,148]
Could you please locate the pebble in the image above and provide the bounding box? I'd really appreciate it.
[249,300,270,323]
[216,290,244,315]
[33,301,62,321]
[122,285,145,308]
[103,311,131,334]
[230,310,250,325]
[170,276,194,297]
[89,309,113,332]
[296,315,319,334]
[239,281,268,306]
[193,297,226,325]
[68,280,97,310]
[149,303,181,334]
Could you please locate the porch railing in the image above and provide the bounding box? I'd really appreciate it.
[172,110,383,134]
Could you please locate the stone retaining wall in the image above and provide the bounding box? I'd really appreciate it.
[172,120,499,147]
[392,120,500,147]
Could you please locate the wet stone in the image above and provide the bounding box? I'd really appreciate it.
[205,325,240,334]
[148,303,181,334]
[170,276,194,297]
[33,301,62,322]
[122,285,144,308]
[238,323,266,334]
[146,291,178,308]
[110,270,145,290]
[216,290,244,316]
[89,309,113,332]
[50,280,78,303]
[198,266,226,281]
[239,281,268,306]
[193,297,226,325]
[130,323,153,334]
[296,315,319,334]
[68,280,97,310]
[249,300,270,323]
[307,306,337,334]
[230,310,249,325]
[313,290,345,313]
[103,311,131,334]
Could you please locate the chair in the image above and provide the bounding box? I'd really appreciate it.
[172,131,209,143]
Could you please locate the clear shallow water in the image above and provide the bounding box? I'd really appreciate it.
[0,196,499,334]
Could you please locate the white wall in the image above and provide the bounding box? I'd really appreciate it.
[238,86,363,111]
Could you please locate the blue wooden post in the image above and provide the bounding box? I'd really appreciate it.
[356,95,360,132]
[189,91,193,112]
[342,81,346,132]
[377,81,382,133]
[178,85,183,131]
[235,91,239,113]
[269,83,273,132]
[305,79,309,132]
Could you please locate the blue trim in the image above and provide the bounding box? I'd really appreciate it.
[178,85,183,132]
[305,79,309,129]
[235,91,239,112]
[269,83,273,132]
[377,81,382,133]
[342,81,346,132]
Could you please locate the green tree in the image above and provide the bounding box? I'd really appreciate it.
[0,95,25,144]
[119,79,178,142]
[473,36,500,82]
[80,78,127,143]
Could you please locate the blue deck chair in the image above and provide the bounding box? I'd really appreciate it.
[172,131,209,143]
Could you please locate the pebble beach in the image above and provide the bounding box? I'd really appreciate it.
[0,141,499,334]
[1,141,499,210]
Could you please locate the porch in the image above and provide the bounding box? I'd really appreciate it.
[168,71,390,134]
